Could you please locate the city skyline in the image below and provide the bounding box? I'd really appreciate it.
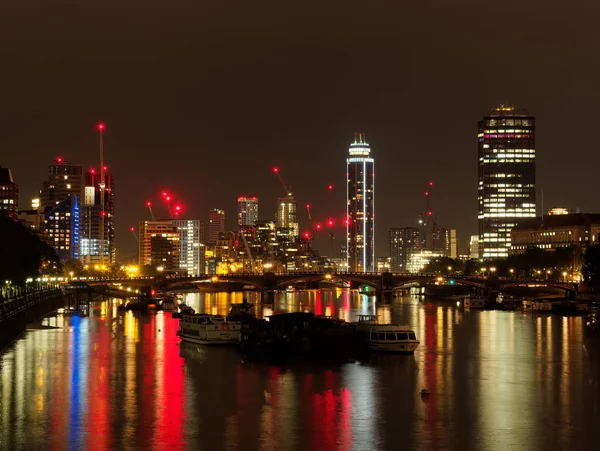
[3,2,600,260]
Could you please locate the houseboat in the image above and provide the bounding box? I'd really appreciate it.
[177,314,241,345]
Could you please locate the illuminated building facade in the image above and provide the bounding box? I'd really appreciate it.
[237,197,259,227]
[39,158,84,210]
[347,133,374,272]
[208,208,225,245]
[172,219,204,275]
[80,169,115,265]
[0,166,18,220]
[44,195,80,260]
[139,220,180,270]
[276,195,298,239]
[389,227,420,273]
[510,213,600,255]
[478,105,536,259]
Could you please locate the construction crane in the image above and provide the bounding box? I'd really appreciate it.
[273,166,292,196]
[146,201,155,220]
[240,232,254,271]
[418,181,434,248]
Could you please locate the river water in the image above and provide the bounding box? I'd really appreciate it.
[1,289,599,451]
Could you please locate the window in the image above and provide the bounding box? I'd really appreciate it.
[408,332,416,340]
[386,333,396,340]
[397,332,408,340]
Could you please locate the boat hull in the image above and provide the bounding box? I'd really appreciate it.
[368,340,420,353]
[178,332,239,345]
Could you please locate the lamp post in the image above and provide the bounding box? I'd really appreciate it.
[562,271,567,282]
[509,268,515,279]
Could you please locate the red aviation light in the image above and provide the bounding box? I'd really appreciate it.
[328,184,333,191]
[306,204,310,209]
[175,205,182,211]
[428,211,432,216]
[425,192,429,196]
[162,191,168,197]
[316,223,322,230]
[327,219,334,227]
[90,168,96,174]
[429,181,434,186]
[129,226,135,232]
[165,196,171,201]
[103,166,108,171]
[97,123,105,131]
[303,232,310,239]
[57,157,63,163]
[273,167,279,173]
[146,201,152,207]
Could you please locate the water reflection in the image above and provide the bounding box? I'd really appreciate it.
[0,290,598,450]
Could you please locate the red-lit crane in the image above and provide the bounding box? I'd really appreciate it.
[97,122,106,266]
[146,201,155,220]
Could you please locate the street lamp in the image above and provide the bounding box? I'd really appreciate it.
[490,267,496,275]
[562,271,567,282]
[509,268,514,278]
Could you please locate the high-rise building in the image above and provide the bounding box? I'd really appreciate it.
[0,166,18,220]
[44,195,80,261]
[347,133,375,272]
[139,220,180,270]
[237,197,259,227]
[208,209,225,245]
[173,219,205,275]
[80,169,115,265]
[276,195,298,239]
[39,158,84,210]
[478,105,536,259]
[469,235,480,260]
[389,227,420,273]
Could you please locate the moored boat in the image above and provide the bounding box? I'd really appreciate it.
[177,314,241,345]
[354,315,420,353]
[464,296,486,309]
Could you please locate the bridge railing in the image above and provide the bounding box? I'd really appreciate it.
[0,283,62,323]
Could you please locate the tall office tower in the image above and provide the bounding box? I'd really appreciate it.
[172,219,204,275]
[478,105,536,259]
[80,169,115,265]
[276,195,298,239]
[138,220,180,270]
[389,227,420,273]
[347,132,375,272]
[208,208,225,245]
[237,196,259,227]
[39,158,84,210]
[44,196,80,260]
[0,166,18,220]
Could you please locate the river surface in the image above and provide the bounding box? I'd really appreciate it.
[1,289,599,451]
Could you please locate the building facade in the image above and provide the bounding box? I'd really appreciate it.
[389,227,420,273]
[208,209,225,245]
[44,195,80,261]
[276,195,298,240]
[347,133,375,272]
[80,170,115,265]
[510,213,600,254]
[172,219,204,275]
[39,158,84,210]
[478,105,536,259]
[0,166,18,220]
[237,197,259,227]
[139,220,180,270]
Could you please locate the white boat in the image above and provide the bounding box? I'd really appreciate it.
[464,296,486,309]
[177,314,241,345]
[355,315,420,353]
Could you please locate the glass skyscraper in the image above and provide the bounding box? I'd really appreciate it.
[237,196,259,227]
[347,133,375,272]
[478,105,536,259]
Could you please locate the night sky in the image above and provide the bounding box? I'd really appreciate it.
[2,1,600,260]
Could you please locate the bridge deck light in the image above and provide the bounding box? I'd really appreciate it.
[325,274,332,280]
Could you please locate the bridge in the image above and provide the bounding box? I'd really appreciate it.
[77,272,580,301]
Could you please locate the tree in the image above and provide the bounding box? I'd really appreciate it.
[0,211,59,283]
[582,244,600,286]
